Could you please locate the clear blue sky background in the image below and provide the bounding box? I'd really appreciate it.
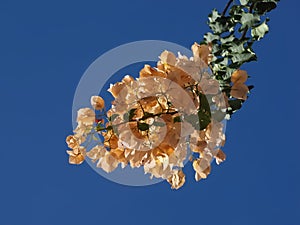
[1,0,299,224]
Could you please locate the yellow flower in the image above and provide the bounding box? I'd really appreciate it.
[110,148,127,164]
[66,146,86,165]
[191,42,212,65]
[212,92,229,110]
[198,78,220,95]
[230,83,249,100]
[128,150,151,168]
[230,70,249,100]
[66,135,80,149]
[167,170,186,190]
[231,70,248,84]
[122,75,134,84]
[190,140,207,153]
[159,50,176,66]
[90,96,105,110]
[77,108,95,126]
[86,145,106,163]
[108,82,126,98]
[215,149,226,165]
[193,158,211,181]
[104,133,119,149]
[139,64,166,78]
[162,64,194,88]
[96,151,119,173]
[73,124,93,136]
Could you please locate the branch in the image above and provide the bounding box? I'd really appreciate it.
[222,0,234,16]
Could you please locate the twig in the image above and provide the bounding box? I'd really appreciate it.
[222,0,234,16]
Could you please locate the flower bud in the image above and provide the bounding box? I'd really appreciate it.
[90,96,105,110]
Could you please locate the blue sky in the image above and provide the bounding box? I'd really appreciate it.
[0,0,299,224]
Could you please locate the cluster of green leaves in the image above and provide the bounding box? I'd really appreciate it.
[201,0,279,117]
[202,0,279,87]
[99,1,279,134]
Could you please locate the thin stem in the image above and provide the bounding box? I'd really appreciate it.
[240,3,256,40]
[222,0,234,16]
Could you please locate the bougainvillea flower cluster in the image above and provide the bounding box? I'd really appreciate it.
[66,43,230,189]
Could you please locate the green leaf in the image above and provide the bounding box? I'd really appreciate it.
[228,99,243,111]
[109,114,119,122]
[214,57,228,66]
[248,85,255,91]
[173,116,182,123]
[191,93,212,130]
[229,5,243,18]
[123,108,136,121]
[212,44,222,56]
[209,22,225,34]
[254,1,277,15]
[143,112,154,119]
[106,125,113,131]
[251,21,269,40]
[204,32,220,43]
[229,42,245,54]
[208,9,221,23]
[209,16,233,34]
[221,35,235,45]
[231,52,256,64]
[138,123,149,131]
[240,12,260,30]
[184,114,200,130]
[199,93,211,117]
[239,0,249,5]
[152,121,165,127]
[225,67,236,80]
[198,110,211,130]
